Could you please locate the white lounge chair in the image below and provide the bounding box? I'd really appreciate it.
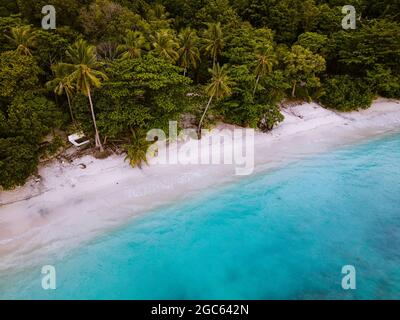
[68,132,90,148]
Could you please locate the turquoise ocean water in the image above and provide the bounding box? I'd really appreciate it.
[1,133,400,299]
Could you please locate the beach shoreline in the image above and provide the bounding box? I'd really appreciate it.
[1,99,400,271]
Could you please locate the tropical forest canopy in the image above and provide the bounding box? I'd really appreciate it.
[0,0,399,189]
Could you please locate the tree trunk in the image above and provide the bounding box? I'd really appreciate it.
[292,82,297,98]
[88,89,104,152]
[197,95,214,139]
[66,92,75,124]
[213,51,217,69]
[253,75,260,97]
[183,68,187,77]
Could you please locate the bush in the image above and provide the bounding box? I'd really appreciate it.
[0,137,38,190]
[72,56,192,141]
[216,65,284,129]
[258,104,285,132]
[0,92,62,189]
[366,65,400,99]
[124,130,153,169]
[7,93,63,142]
[319,76,375,111]
[220,101,283,130]
[0,51,40,98]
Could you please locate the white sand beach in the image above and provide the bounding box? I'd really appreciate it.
[1,99,399,272]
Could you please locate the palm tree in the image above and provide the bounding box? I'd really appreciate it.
[46,63,75,123]
[178,28,200,76]
[124,129,153,169]
[151,29,179,63]
[62,39,108,151]
[253,46,275,96]
[117,30,148,59]
[197,64,232,139]
[203,22,223,68]
[6,25,36,56]
[96,42,119,61]
[147,3,174,29]
[150,3,170,21]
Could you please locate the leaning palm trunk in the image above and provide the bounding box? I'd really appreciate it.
[197,95,214,139]
[292,82,297,98]
[65,91,75,124]
[87,90,104,152]
[253,75,261,97]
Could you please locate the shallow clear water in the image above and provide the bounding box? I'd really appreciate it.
[1,133,400,300]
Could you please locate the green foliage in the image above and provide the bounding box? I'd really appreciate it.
[258,104,285,132]
[150,29,179,63]
[146,3,174,30]
[63,39,108,97]
[219,64,284,129]
[155,0,203,28]
[0,137,38,189]
[237,0,320,43]
[124,130,152,169]
[34,30,71,77]
[218,65,254,125]
[5,25,37,56]
[366,65,400,99]
[333,19,400,75]
[98,106,152,139]
[313,4,342,35]
[198,63,232,136]
[203,22,224,67]
[42,135,65,158]
[283,45,326,97]
[0,92,62,189]
[105,55,190,92]
[0,0,18,17]
[6,93,62,142]
[195,0,240,27]
[205,64,232,99]
[62,39,108,150]
[222,23,274,66]
[320,75,375,111]
[79,0,147,42]
[79,55,191,140]
[46,63,75,122]
[113,0,150,14]
[0,15,23,53]
[16,0,91,28]
[296,32,329,56]
[363,0,400,21]
[221,99,283,129]
[177,28,200,75]
[0,51,41,98]
[117,30,149,59]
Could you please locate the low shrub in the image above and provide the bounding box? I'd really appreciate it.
[319,75,375,111]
